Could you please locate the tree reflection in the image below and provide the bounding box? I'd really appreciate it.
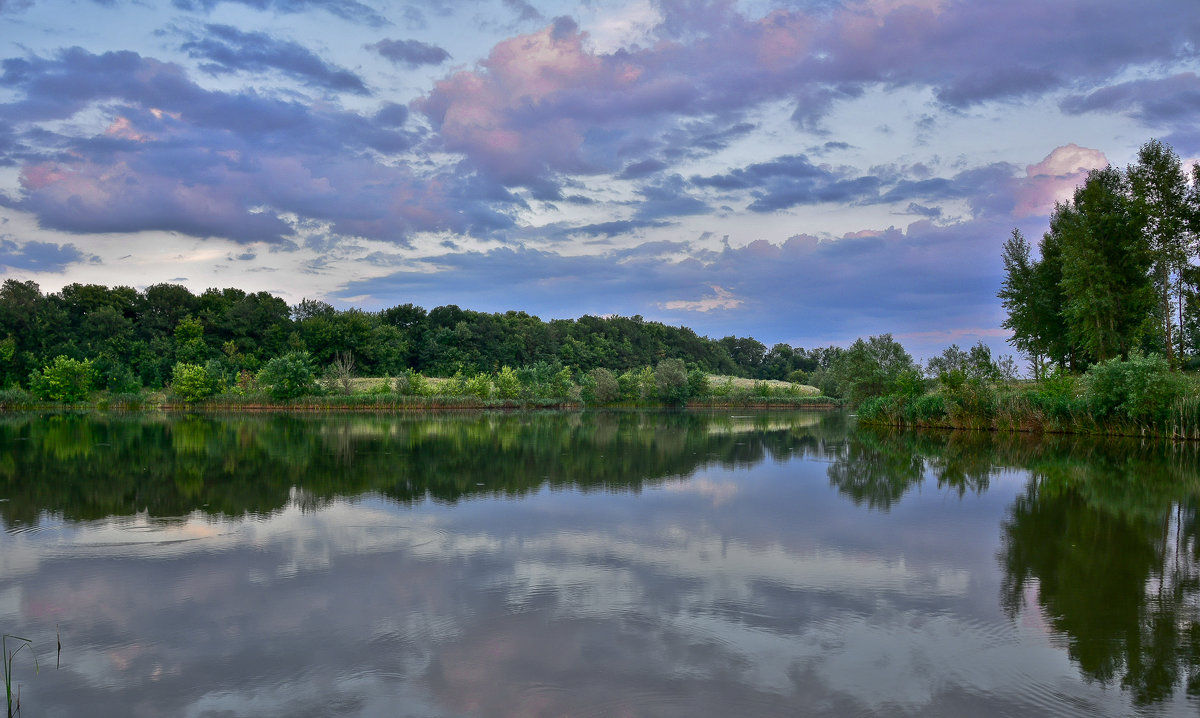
[826,428,997,510]
[830,425,1200,707]
[0,410,846,527]
[999,440,1200,706]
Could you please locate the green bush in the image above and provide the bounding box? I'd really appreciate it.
[655,358,688,405]
[30,355,96,402]
[464,372,492,399]
[687,369,709,398]
[1083,351,1182,426]
[583,367,620,404]
[172,361,224,402]
[494,366,521,399]
[616,369,642,400]
[256,351,318,400]
[395,369,429,396]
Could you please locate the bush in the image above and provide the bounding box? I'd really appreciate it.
[395,369,429,396]
[30,355,96,402]
[494,366,521,399]
[655,358,688,405]
[464,372,492,399]
[257,351,318,400]
[687,369,709,398]
[1083,351,1182,426]
[583,367,620,404]
[172,362,224,402]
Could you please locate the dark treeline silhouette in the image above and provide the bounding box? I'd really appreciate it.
[0,280,823,390]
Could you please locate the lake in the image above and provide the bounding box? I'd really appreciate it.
[2,410,1199,717]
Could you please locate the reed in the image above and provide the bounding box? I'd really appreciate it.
[3,634,37,718]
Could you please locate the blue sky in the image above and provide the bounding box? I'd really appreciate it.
[1,0,1198,359]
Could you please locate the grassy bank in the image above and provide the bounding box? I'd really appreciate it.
[0,373,842,412]
[857,353,1200,439]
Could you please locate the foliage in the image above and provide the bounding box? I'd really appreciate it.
[582,367,620,404]
[999,139,1200,372]
[655,358,689,405]
[1083,352,1182,426]
[256,351,318,400]
[171,362,224,402]
[493,366,521,399]
[29,355,96,402]
[824,334,919,405]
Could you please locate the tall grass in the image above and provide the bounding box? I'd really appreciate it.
[859,362,1200,440]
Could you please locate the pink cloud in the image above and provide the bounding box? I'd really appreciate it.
[1013,143,1108,218]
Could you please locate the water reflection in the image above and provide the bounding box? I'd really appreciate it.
[0,411,844,527]
[3,413,1200,716]
[998,441,1200,707]
[844,425,1200,708]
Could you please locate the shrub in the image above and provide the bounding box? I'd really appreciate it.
[256,351,318,400]
[687,369,709,398]
[655,358,689,405]
[172,362,224,402]
[584,367,620,403]
[30,355,96,402]
[494,366,521,399]
[464,372,492,399]
[395,369,429,396]
[616,369,642,400]
[1084,351,1182,426]
[549,367,575,399]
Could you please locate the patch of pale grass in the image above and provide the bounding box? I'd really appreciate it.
[707,375,821,395]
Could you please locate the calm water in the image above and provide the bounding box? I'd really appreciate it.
[3,410,1200,717]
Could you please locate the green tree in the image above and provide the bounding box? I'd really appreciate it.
[998,229,1046,377]
[1057,167,1154,364]
[1128,139,1192,367]
[256,351,318,400]
[29,355,96,402]
[832,334,918,404]
[172,362,224,402]
[655,358,689,406]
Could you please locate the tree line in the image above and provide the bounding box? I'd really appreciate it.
[0,280,836,392]
[1000,139,1200,377]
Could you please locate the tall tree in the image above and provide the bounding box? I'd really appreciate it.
[1128,139,1191,367]
[998,229,1043,377]
[1057,167,1153,363]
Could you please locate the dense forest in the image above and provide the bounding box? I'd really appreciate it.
[0,279,827,392]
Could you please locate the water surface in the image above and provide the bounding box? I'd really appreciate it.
[2,411,1199,717]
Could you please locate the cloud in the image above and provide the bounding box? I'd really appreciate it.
[367,38,451,68]
[661,285,743,312]
[1012,143,1108,218]
[503,0,542,23]
[1061,73,1200,127]
[170,0,387,27]
[0,238,91,271]
[0,48,518,244]
[182,24,368,94]
[410,0,1194,189]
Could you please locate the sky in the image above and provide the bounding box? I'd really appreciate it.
[1,0,1198,361]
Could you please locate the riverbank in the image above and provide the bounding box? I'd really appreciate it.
[856,378,1200,440]
[0,387,842,412]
